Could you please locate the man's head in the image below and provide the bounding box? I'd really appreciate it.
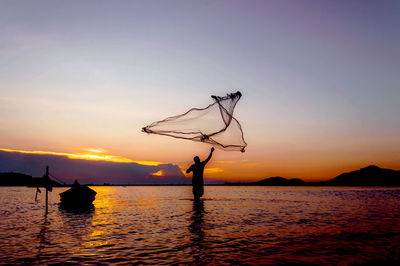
[193,156,200,164]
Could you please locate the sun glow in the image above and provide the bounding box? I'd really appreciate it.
[204,167,224,174]
[151,170,163,176]
[0,147,163,165]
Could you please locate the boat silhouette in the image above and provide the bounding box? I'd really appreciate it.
[60,180,96,210]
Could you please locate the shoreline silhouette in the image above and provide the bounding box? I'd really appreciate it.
[1,165,400,187]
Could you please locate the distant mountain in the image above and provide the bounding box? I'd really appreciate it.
[225,176,306,186]
[226,165,400,187]
[0,172,63,187]
[324,165,400,186]
[254,176,306,186]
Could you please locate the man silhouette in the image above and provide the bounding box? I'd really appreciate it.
[186,147,214,201]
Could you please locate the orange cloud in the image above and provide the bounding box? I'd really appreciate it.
[0,147,162,165]
[151,170,163,176]
[204,167,224,174]
[215,159,249,164]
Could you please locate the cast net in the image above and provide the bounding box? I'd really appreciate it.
[142,91,247,152]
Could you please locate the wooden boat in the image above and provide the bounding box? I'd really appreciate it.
[59,180,96,209]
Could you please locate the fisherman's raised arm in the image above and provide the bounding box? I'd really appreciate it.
[203,147,215,164]
[186,165,193,174]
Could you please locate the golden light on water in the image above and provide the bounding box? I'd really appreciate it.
[84,187,121,250]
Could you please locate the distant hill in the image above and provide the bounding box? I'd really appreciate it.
[0,172,32,186]
[226,165,400,187]
[254,176,306,186]
[0,172,63,187]
[226,176,306,186]
[324,165,400,186]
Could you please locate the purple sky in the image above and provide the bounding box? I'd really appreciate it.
[0,1,399,181]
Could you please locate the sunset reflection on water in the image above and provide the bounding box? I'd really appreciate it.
[1,186,400,265]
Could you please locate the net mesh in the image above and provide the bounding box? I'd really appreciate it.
[142,91,247,152]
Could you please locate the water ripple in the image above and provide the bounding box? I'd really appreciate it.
[1,187,400,265]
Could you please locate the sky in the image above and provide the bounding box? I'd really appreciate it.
[0,0,399,183]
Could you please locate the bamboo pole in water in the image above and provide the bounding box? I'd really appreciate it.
[45,188,48,215]
[45,166,49,215]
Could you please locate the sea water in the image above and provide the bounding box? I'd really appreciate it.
[1,186,400,265]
